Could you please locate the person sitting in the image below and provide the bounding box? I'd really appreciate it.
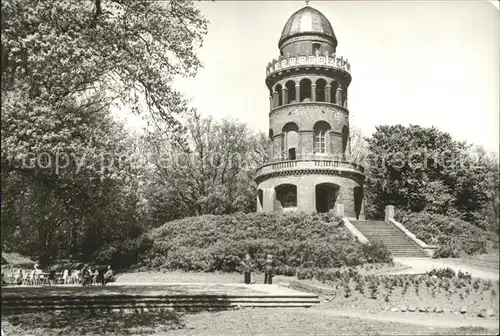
[14,269,23,285]
[81,266,92,286]
[91,267,99,286]
[97,266,105,286]
[48,268,57,286]
[103,265,114,286]
[3,270,12,285]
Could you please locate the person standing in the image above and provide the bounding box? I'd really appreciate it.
[240,254,253,284]
[264,255,274,284]
[103,265,114,286]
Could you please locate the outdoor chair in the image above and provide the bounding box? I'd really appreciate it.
[22,272,32,286]
[36,272,47,286]
[71,270,80,284]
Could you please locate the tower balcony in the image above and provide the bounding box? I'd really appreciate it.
[254,158,364,184]
[266,53,351,80]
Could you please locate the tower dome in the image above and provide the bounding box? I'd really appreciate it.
[279,6,337,51]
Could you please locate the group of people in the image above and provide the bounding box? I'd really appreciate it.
[2,264,44,286]
[1,263,115,287]
[79,265,114,286]
[240,254,274,285]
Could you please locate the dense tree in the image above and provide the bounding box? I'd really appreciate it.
[1,0,208,264]
[364,125,494,226]
[142,113,269,225]
[1,0,207,129]
[1,100,145,264]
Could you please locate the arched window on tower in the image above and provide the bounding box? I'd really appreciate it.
[312,43,321,55]
[330,81,339,104]
[299,78,312,102]
[282,122,299,160]
[316,78,326,102]
[313,121,331,154]
[285,81,296,104]
[274,84,283,107]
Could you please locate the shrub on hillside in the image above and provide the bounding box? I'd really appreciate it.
[141,212,393,272]
[94,236,153,270]
[360,239,392,264]
[394,211,487,258]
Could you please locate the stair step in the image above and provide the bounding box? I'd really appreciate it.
[350,220,429,259]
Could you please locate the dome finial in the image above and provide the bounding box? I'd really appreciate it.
[305,0,310,6]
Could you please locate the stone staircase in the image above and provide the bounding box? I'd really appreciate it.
[1,284,320,314]
[350,220,429,258]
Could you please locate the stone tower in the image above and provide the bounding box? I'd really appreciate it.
[255,5,365,219]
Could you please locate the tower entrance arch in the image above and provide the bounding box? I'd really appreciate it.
[315,183,339,213]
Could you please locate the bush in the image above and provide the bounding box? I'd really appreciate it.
[142,212,393,272]
[94,236,153,270]
[296,267,360,282]
[360,239,392,263]
[426,267,456,279]
[457,270,472,280]
[394,211,488,257]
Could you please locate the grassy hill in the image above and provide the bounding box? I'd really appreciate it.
[139,212,392,273]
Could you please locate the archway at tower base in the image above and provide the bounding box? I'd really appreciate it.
[275,184,297,212]
[354,186,363,220]
[315,183,339,213]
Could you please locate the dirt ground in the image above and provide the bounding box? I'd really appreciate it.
[2,308,498,336]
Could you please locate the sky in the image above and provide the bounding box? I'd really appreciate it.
[126,1,500,152]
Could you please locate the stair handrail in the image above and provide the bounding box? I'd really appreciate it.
[342,218,369,244]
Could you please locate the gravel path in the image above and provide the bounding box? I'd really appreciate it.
[393,258,499,280]
[309,307,500,329]
[161,308,499,336]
